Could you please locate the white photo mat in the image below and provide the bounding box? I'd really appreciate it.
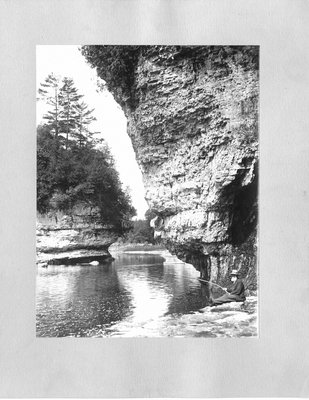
[0,0,308,397]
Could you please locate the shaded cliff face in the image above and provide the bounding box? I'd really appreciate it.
[82,46,258,289]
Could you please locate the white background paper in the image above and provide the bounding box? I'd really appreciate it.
[0,0,308,397]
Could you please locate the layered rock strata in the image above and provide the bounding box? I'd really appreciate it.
[83,46,259,290]
[37,211,117,265]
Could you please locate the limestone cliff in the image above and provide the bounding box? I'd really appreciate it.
[82,46,258,290]
[37,209,117,265]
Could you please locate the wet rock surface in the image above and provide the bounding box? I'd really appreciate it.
[37,250,113,265]
[83,46,259,289]
[86,296,258,338]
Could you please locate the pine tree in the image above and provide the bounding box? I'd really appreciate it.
[37,73,63,168]
[37,72,137,229]
[38,75,99,150]
[37,73,61,138]
[73,101,97,146]
[58,77,83,150]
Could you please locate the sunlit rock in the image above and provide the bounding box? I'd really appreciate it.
[82,46,259,290]
[37,210,117,265]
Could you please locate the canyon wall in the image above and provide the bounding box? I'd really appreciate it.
[37,209,117,265]
[82,46,258,290]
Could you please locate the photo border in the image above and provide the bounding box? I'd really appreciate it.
[0,0,308,397]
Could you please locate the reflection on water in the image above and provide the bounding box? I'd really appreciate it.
[36,252,257,337]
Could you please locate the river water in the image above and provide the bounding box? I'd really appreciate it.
[36,251,258,337]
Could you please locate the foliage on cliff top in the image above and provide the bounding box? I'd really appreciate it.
[80,46,140,109]
[80,45,259,111]
[37,74,136,233]
[37,125,136,232]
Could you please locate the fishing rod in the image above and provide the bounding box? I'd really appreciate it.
[198,278,228,293]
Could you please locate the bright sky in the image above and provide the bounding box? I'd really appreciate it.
[36,45,148,219]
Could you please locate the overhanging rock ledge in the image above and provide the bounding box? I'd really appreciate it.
[82,45,259,290]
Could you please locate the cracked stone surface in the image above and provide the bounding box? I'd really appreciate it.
[82,45,259,289]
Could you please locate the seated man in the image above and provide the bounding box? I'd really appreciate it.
[211,269,246,306]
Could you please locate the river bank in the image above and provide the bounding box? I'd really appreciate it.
[36,250,258,337]
[109,242,166,252]
[84,296,258,338]
[110,248,258,338]
[36,219,258,338]
[36,212,118,266]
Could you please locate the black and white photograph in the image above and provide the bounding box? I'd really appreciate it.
[1,0,309,397]
[36,45,259,338]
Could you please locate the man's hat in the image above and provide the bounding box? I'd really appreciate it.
[230,269,240,276]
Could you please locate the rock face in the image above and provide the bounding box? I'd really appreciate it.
[83,46,258,290]
[37,211,118,265]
